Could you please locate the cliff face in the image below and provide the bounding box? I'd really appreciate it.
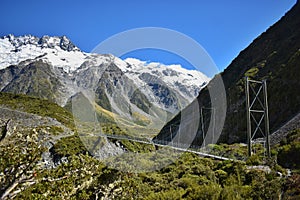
[156,1,300,144]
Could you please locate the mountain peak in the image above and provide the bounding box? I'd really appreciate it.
[1,34,80,52]
[2,34,39,48]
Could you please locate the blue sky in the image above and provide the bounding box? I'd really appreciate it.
[0,0,296,75]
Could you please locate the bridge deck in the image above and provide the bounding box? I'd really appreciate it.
[86,133,238,161]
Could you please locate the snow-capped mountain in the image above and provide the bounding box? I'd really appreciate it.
[0,34,85,73]
[124,58,209,105]
[0,34,210,132]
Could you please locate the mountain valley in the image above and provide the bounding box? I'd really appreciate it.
[0,1,300,199]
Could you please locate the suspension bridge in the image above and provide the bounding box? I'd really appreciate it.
[88,132,238,161]
[84,77,272,162]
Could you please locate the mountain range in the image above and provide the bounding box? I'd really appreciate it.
[1,1,299,149]
[0,34,209,136]
[1,2,300,199]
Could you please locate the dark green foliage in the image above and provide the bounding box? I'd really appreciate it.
[101,123,126,135]
[277,129,300,169]
[102,153,283,199]
[0,90,292,199]
[0,129,46,199]
[0,92,74,129]
[15,154,107,200]
[101,123,156,152]
[283,173,300,199]
[51,135,88,157]
[119,140,155,153]
[206,143,248,160]
[0,130,291,199]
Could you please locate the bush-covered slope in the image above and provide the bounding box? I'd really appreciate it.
[0,92,299,199]
[157,0,300,144]
[0,92,74,129]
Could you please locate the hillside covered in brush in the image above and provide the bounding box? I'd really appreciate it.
[156,0,300,145]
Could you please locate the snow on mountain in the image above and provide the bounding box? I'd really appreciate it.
[0,34,210,112]
[0,34,87,73]
[124,58,209,101]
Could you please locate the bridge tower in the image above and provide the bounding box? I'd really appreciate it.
[245,77,270,157]
[200,107,215,147]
